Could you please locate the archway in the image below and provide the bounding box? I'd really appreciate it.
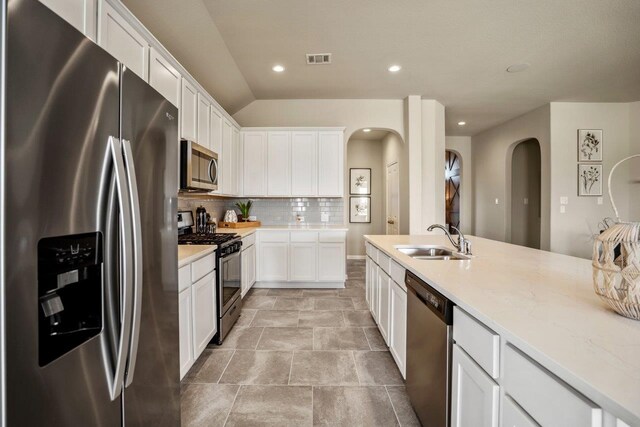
[508,139,541,249]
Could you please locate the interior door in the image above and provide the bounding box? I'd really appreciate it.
[5,1,122,424]
[120,68,180,426]
[386,162,400,234]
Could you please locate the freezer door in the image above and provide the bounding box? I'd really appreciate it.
[120,67,180,426]
[5,0,123,425]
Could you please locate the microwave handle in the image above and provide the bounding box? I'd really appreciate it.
[209,158,219,184]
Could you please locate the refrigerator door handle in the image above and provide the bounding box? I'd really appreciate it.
[122,139,144,387]
[108,136,135,400]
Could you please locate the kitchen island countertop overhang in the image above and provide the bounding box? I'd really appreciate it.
[364,234,640,425]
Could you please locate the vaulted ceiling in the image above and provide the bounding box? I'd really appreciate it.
[124,0,640,135]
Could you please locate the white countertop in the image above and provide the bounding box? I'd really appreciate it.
[365,234,640,424]
[178,245,216,268]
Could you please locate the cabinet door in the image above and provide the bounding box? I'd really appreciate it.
[210,108,223,155]
[318,131,344,196]
[267,131,291,196]
[40,0,97,40]
[389,281,407,378]
[180,79,197,141]
[98,1,148,79]
[243,132,267,196]
[371,262,379,321]
[451,344,500,427]
[247,244,257,287]
[221,120,232,194]
[291,131,317,196]
[149,47,180,107]
[365,257,371,306]
[290,243,318,281]
[241,249,250,298]
[378,270,391,344]
[197,94,211,149]
[178,287,193,379]
[232,128,240,195]
[192,272,217,358]
[259,243,288,281]
[318,243,345,282]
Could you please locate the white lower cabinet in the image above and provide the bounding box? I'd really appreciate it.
[451,344,500,427]
[290,243,318,281]
[365,257,371,306]
[192,272,217,357]
[378,269,391,343]
[241,242,256,298]
[317,243,345,282]
[178,287,193,379]
[370,261,380,322]
[259,242,289,281]
[389,280,407,378]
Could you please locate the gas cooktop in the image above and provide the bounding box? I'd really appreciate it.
[178,233,238,246]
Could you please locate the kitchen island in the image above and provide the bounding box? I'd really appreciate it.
[365,234,640,426]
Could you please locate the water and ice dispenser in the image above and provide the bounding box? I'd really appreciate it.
[38,232,103,366]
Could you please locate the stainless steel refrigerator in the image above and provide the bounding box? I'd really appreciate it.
[1,0,180,425]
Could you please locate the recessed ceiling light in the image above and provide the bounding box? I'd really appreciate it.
[388,65,401,73]
[458,121,466,126]
[363,128,371,132]
[506,63,530,73]
[272,65,285,73]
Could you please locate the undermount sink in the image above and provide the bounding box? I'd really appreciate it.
[395,245,470,260]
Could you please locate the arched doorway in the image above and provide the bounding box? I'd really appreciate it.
[445,150,461,234]
[510,139,541,249]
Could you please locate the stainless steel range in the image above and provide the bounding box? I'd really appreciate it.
[178,211,242,344]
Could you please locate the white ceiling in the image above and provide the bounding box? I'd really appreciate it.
[126,0,640,136]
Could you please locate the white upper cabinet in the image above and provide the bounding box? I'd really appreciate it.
[221,120,233,194]
[180,79,197,141]
[98,1,148,79]
[40,0,97,40]
[318,131,344,197]
[232,127,240,195]
[149,47,180,107]
[197,94,211,149]
[267,132,291,196]
[291,131,318,196]
[243,132,267,196]
[210,108,223,155]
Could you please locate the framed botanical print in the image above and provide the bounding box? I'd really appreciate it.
[349,196,371,223]
[578,164,603,196]
[350,168,371,195]
[577,129,603,161]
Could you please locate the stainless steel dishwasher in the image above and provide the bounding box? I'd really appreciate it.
[405,271,454,427]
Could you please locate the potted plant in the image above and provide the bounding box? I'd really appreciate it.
[235,200,253,222]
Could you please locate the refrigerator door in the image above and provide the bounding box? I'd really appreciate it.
[5,0,124,425]
[120,67,180,426]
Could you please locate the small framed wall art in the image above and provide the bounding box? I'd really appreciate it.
[577,129,603,161]
[349,196,371,223]
[349,168,371,195]
[578,164,603,196]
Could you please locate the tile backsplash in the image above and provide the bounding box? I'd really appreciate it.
[178,197,344,225]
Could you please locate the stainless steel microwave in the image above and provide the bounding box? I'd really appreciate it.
[180,139,218,192]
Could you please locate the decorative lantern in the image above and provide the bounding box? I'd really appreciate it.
[592,155,640,320]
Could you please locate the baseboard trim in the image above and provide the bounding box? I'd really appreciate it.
[347,255,366,260]
[253,281,345,289]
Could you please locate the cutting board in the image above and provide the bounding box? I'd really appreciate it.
[219,221,261,229]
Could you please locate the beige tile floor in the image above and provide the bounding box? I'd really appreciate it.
[181,260,420,426]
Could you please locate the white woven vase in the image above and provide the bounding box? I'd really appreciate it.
[592,154,640,320]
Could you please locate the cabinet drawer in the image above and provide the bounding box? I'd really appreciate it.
[178,265,191,292]
[378,251,391,274]
[191,253,215,283]
[242,232,256,248]
[318,231,346,243]
[370,246,380,264]
[502,395,538,427]
[503,344,602,427]
[290,231,318,242]
[259,231,289,243]
[453,307,500,379]
[389,260,406,290]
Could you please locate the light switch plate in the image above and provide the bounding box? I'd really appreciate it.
[495,198,499,205]
[560,205,566,214]
[321,212,329,222]
[597,197,603,205]
[560,197,569,205]
[524,198,529,205]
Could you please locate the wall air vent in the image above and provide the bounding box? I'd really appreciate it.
[306,53,332,65]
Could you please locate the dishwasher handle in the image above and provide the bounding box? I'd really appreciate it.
[406,271,454,325]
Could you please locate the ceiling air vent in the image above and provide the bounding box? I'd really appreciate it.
[306,53,332,65]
